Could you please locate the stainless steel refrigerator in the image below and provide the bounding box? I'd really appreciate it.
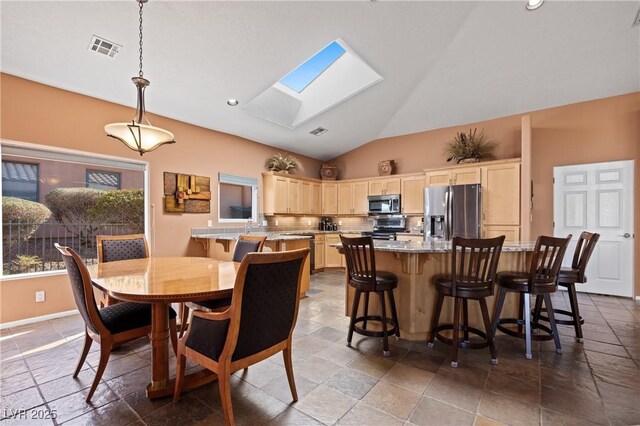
[423,184,481,240]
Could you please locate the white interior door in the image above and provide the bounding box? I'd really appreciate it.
[553,160,634,297]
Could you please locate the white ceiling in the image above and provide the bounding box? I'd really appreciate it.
[1,1,638,161]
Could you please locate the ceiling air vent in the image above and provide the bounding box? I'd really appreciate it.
[310,127,328,136]
[88,35,121,58]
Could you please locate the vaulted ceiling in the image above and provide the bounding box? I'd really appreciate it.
[1,1,638,160]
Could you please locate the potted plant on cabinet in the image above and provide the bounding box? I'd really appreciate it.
[265,153,304,174]
[444,128,496,164]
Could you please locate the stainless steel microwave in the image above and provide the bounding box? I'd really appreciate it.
[367,194,401,215]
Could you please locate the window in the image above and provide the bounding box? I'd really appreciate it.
[86,170,121,190]
[279,40,346,93]
[2,161,39,201]
[1,143,147,277]
[218,173,257,222]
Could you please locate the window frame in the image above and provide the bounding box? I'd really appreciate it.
[217,173,258,223]
[85,169,121,191]
[1,160,40,201]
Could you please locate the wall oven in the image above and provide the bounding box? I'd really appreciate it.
[367,194,401,215]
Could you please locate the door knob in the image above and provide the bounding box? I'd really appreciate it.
[618,233,631,238]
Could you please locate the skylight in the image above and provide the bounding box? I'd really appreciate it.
[279,41,346,93]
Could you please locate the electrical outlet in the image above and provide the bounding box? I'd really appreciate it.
[35,291,45,303]
[275,220,279,226]
[262,220,268,227]
[307,219,311,226]
[207,220,213,227]
[338,220,343,226]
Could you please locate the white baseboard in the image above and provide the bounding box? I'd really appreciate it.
[0,309,79,330]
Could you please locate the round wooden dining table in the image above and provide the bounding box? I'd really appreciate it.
[87,256,240,399]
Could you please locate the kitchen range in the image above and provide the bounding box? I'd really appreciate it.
[365,194,407,240]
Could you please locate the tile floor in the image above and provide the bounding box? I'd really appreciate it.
[1,270,639,425]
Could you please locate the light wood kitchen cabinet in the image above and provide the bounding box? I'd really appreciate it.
[324,233,343,267]
[483,225,520,242]
[314,234,325,269]
[301,181,322,215]
[263,174,289,214]
[337,181,368,215]
[481,161,521,226]
[401,174,426,214]
[287,178,301,214]
[369,177,401,195]
[322,183,338,215]
[425,167,481,187]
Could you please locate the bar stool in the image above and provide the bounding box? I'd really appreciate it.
[427,236,505,368]
[340,235,400,356]
[534,231,600,341]
[491,234,572,360]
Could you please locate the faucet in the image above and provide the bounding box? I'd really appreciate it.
[244,217,255,234]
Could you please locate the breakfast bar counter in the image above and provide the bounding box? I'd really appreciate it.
[333,240,535,341]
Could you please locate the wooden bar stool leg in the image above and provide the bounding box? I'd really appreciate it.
[428,293,445,347]
[451,297,461,367]
[518,292,525,335]
[462,299,470,343]
[379,291,390,356]
[532,295,544,326]
[362,292,370,330]
[479,297,498,364]
[543,293,562,354]
[347,289,361,348]
[388,289,400,339]
[491,287,507,338]
[524,293,532,360]
[566,284,583,341]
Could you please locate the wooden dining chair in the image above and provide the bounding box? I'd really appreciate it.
[174,248,309,426]
[181,235,267,335]
[96,234,149,308]
[55,243,179,402]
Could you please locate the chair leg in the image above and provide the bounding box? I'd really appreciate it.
[388,289,401,339]
[169,319,178,355]
[451,297,461,368]
[566,284,583,341]
[543,293,562,354]
[428,292,445,347]
[491,287,507,337]
[517,292,525,335]
[362,292,370,330]
[173,350,186,402]
[379,291,390,356]
[462,299,470,343]
[524,293,532,360]
[86,342,111,403]
[74,331,92,377]
[532,295,544,326]
[218,368,235,426]
[283,346,298,401]
[479,297,498,365]
[178,303,189,338]
[347,290,361,348]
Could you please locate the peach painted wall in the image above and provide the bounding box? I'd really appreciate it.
[331,92,640,297]
[0,73,322,323]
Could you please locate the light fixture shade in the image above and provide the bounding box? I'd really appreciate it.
[526,0,543,10]
[105,121,175,155]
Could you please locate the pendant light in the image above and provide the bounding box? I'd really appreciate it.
[105,0,175,156]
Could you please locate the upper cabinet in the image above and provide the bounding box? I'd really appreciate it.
[263,173,322,215]
[301,181,322,215]
[400,174,426,214]
[337,181,368,215]
[481,161,521,226]
[322,182,338,215]
[369,177,401,196]
[425,166,481,187]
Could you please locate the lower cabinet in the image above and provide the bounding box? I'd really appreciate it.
[324,234,343,267]
[314,235,325,269]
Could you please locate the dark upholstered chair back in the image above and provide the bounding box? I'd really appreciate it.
[340,235,378,290]
[450,236,505,297]
[232,236,266,262]
[570,232,600,282]
[55,243,102,335]
[231,253,305,360]
[527,234,572,293]
[97,234,148,263]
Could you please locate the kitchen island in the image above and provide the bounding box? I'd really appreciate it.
[333,239,536,341]
[191,231,312,295]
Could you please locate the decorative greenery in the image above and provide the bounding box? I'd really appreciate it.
[265,153,304,174]
[11,255,42,274]
[88,189,144,233]
[2,197,52,242]
[444,128,496,163]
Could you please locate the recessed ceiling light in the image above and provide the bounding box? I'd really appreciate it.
[227,99,239,106]
[525,0,543,11]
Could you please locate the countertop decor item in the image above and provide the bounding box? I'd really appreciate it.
[445,128,496,164]
[265,153,303,174]
[320,164,339,180]
[164,172,211,213]
[378,160,395,176]
[104,0,175,156]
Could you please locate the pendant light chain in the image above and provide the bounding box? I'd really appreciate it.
[138,0,144,78]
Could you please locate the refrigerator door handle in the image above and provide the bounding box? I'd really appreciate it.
[445,188,452,240]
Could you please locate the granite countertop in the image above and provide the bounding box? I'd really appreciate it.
[192,232,312,241]
[330,240,537,254]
